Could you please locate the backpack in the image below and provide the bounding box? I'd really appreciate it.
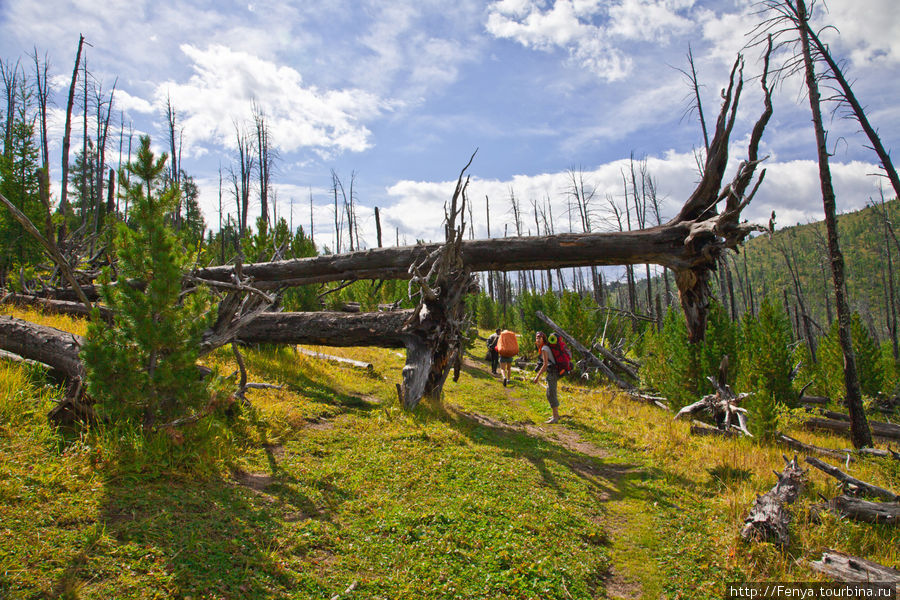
[486,335,497,351]
[546,333,572,376]
[496,330,519,358]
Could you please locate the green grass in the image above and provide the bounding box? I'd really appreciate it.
[1,310,898,599]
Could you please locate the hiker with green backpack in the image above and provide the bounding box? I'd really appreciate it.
[532,331,572,424]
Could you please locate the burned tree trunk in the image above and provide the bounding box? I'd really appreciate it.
[741,455,805,546]
[812,495,900,526]
[810,551,900,585]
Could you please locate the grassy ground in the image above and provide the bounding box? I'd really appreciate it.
[0,307,898,599]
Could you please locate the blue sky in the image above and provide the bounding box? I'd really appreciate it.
[2,0,899,253]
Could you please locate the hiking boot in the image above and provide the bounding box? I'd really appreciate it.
[545,417,559,424]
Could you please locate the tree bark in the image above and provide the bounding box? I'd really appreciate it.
[796,0,872,448]
[0,316,84,379]
[809,550,900,585]
[805,456,900,501]
[812,495,900,526]
[741,455,805,546]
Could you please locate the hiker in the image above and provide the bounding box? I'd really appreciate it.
[532,331,560,424]
[495,328,519,386]
[486,328,501,375]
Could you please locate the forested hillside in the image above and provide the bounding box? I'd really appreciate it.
[737,198,900,348]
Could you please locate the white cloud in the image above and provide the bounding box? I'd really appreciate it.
[115,89,155,114]
[158,44,389,157]
[485,0,696,80]
[377,152,884,245]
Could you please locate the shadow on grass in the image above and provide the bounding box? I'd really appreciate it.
[442,404,689,509]
[44,428,352,599]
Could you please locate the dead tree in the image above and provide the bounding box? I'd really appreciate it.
[741,455,805,546]
[676,357,753,435]
[58,35,84,222]
[811,496,900,526]
[805,456,900,501]
[810,550,900,585]
[756,0,872,448]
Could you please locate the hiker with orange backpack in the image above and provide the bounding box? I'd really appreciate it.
[532,330,572,424]
[495,328,519,386]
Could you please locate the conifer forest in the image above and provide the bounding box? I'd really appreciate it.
[1,1,899,598]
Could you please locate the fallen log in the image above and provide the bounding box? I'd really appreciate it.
[809,550,900,585]
[0,315,84,380]
[776,433,855,463]
[691,421,739,437]
[237,310,414,348]
[800,395,830,406]
[804,456,900,501]
[804,416,900,442]
[812,495,900,525]
[190,52,772,345]
[535,310,635,390]
[850,447,900,461]
[297,346,374,370]
[0,349,52,371]
[1,292,112,321]
[741,455,805,546]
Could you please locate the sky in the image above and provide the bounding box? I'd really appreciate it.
[2,0,899,255]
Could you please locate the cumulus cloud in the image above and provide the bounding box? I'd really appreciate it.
[377,153,883,245]
[158,44,390,158]
[485,0,695,81]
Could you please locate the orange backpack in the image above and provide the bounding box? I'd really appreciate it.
[496,330,519,357]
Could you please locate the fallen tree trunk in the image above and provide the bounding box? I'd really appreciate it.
[809,550,900,585]
[812,495,900,525]
[741,455,805,546]
[776,433,855,463]
[237,311,414,348]
[0,315,84,379]
[297,346,374,370]
[800,395,830,405]
[1,292,112,321]
[804,456,900,501]
[535,310,635,390]
[804,416,900,442]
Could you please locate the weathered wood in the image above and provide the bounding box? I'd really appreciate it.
[675,379,752,436]
[0,315,84,380]
[0,349,51,370]
[800,395,830,405]
[804,416,900,442]
[804,456,900,501]
[741,455,805,546]
[236,310,414,348]
[691,421,738,437]
[812,495,900,525]
[776,433,854,463]
[809,550,900,584]
[1,292,112,321]
[297,346,374,370]
[535,310,634,390]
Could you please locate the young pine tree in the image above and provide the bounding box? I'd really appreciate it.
[818,312,884,400]
[81,135,214,429]
[737,296,794,439]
